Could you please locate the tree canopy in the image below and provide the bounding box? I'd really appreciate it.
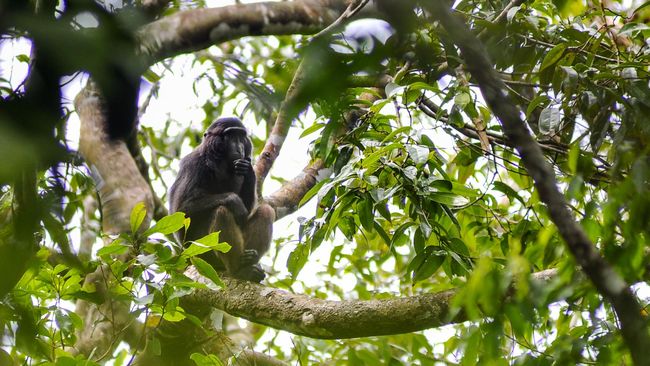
[1,0,650,365]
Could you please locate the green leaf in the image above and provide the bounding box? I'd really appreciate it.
[431,179,453,191]
[526,95,550,119]
[373,222,391,246]
[162,307,186,322]
[357,199,374,232]
[181,243,213,258]
[540,43,567,72]
[539,106,562,135]
[619,22,650,36]
[42,213,70,248]
[191,257,224,288]
[143,69,162,83]
[299,122,325,138]
[96,243,129,257]
[184,217,191,233]
[381,126,411,144]
[55,357,79,366]
[493,181,526,206]
[392,222,415,248]
[190,353,224,366]
[409,247,446,282]
[298,179,328,207]
[194,232,230,253]
[633,1,650,14]
[407,81,439,93]
[287,243,310,279]
[428,192,467,207]
[449,238,470,257]
[16,54,30,63]
[130,202,147,234]
[363,143,402,167]
[183,232,230,258]
[454,92,471,108]
[318,119,339,160]
[406,145,429,165]
[144,212,186,236]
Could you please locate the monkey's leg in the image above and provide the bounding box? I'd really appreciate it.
[243,203,275,257]
[234,204,275,283]
[211,206,245,275]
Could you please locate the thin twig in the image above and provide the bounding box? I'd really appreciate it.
[311,0,370,40]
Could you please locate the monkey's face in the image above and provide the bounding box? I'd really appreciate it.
[202,118,252,162]
[221,129,252,162]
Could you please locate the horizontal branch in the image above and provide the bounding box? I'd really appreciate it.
[138,0,354,63]
[187,270,557,339]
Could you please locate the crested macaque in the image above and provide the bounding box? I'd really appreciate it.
[169,117,275,282]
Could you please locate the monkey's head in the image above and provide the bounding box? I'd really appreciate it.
[202,117,252,162]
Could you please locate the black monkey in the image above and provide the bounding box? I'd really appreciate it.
[169,117,275,282]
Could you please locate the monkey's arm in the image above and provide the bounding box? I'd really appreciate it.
[234,158,256,212]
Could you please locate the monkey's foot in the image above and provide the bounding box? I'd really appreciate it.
[240,249,259,266]
[234,263,266,283]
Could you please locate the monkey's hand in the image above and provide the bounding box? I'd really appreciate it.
[233,249,265,283]
[234,158,254,177]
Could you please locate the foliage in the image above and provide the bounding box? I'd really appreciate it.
[1,0,650,364]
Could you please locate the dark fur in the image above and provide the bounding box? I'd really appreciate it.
[169,117,274,282]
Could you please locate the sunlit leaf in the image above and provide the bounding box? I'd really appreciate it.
[539,106,562,135]
[540,43,567,72]
[144,212,186,236]
[130,202,147,234]
[96,243,129,257]
[190,353,224,366]
[191,257,224,288]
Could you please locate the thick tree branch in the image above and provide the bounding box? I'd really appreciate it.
[186,270,557,339]
[138,0,172,19]
[138,0,354,63]
[75,81,154,234]
[73,80,156,358]
[422,2,650,364]
[237,350,289,366]
[254,60,309,190]
[265,159,330,220]
[254,0,371,194]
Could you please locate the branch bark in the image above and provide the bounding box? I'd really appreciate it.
[186,270,558,339]
[75,81,154,234]
[253,0,371,191]
[73,80,155,358]
[265,159,330,220]
[421,2,650,364]
[138,0,354,63]
[254,60,309,190]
